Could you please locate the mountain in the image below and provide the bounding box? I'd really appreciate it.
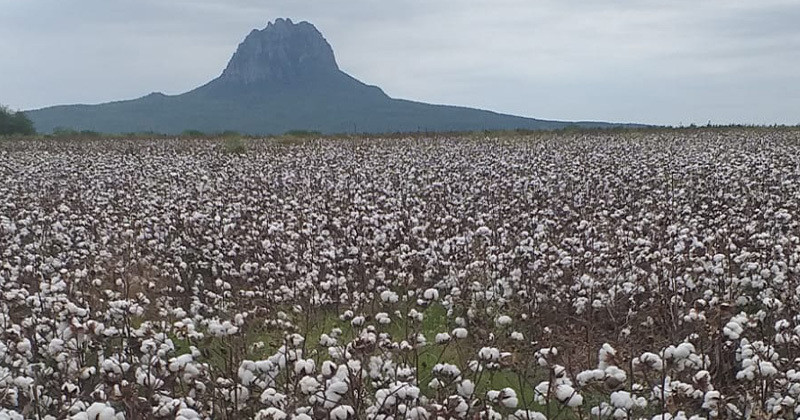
[26,18,634,135]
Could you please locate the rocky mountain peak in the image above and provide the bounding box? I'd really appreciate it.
[218,18,340,85]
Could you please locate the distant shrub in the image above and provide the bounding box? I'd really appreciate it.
[80,130,102,137]
[0,106,36,136]
[219,130,242,138]
[182,129,207,138]
[284,129,321,137]
[222,136,247,154]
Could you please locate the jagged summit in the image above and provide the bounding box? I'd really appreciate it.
[217,18,340,86]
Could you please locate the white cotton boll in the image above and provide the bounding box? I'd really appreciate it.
[15,339,31,354]
[176,408,201,420]
[503,396,519,408]
[375,312,391,324]
[169,354,194,372]
[457,379,475,397]
[495,315,512,327]
[435,333,451,344]
[478,347,501,362]
[328,381,349,396]
[610,391,634,410]
[299,376,320,394]
[82,402,121,420]
[61,382,79,394]
[380,290,399,303]
[702,390,720,410]
[432,363,461,378]
[407,407,430,420]
[256,407,288,420]
[555,385,582,407]
[577,369,605,386]
[510,331,524,341]
[668,343,694,360]
[351,316,365,327]
[511,410,547,420]
[239,368,256,386]
[407,309,424,322]
[604,366,627,385]
[635,352,663,371]
[476,226,492,236]
[493,387,518,408]
[260,388,287,406]
[759,361,778,376]
[319,334,337,347]
[598,343,617,369]
[294,359,315,375]
[322,361,337,377]
[423,288,439,300]
[80,367,96,379]
[724,321,744,340]
[452,328,468,339]
[329,405,354,420]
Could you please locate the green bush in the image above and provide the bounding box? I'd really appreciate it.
[219,130,242,138]
[284,129,321,138]
[182,129,207,138]
[222,136,247,154]
[0,106,36,136]
[52,127,80,137]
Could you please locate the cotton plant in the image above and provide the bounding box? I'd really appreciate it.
[2,131,800,417]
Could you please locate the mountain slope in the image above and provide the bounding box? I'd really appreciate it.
[27,18,633,135]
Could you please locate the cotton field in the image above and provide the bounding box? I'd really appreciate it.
[1,129,799,419]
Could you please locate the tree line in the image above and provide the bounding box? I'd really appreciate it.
[0,105,35,135]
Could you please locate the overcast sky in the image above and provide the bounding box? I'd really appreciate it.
[1,0,798,125]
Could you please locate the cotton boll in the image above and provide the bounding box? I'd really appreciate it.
[476,226,492,236]
[329,405,354,420]
[554,384,582,407]
[380,290,399,303]
[452,328,468,339]
[298,376,320,394]
[487,387,518,408]
[610,391,635,410]
[375,312,391,324]
[511,410,547,420]
[255,407,288,420]
[478,347,501,362]
[79,402,122,420]
[495,315,512,327]
[351,316,365,327]
[423,288,439,300]
[407,407,430,420]
[457,379,475,397]
[294,359,315,375]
